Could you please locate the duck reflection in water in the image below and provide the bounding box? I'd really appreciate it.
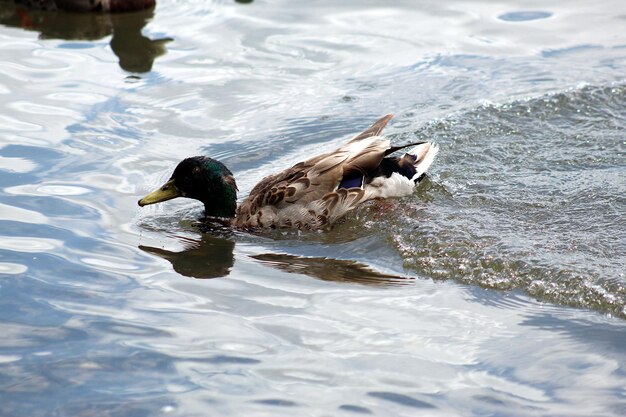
[0,0,171,72]
[140,232,412,286]
[252,253,413,287]
[140,234,236,279]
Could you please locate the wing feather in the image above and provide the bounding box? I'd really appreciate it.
[348,114,393,143]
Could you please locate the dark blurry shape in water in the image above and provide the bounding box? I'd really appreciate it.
[0,1,171,72]
[14,0,155,13]
[140,234,235,279]
[108,9,171,73]
[252,253,413,286]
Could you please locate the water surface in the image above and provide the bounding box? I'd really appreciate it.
[1,0,625,416]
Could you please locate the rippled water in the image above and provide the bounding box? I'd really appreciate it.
[1,0,625,416]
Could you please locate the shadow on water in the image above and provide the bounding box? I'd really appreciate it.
[521,313,626,355]
[0,1,171,72]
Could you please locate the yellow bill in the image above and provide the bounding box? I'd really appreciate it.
[138,179,181,207]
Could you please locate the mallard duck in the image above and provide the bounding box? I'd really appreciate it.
[138,114,438,229]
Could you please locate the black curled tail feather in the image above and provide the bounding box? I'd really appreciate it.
[372,156,418,181]
[376,141,430,183]
[383,141,426,156]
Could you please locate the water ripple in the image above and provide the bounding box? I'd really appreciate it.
[394,83,626,317]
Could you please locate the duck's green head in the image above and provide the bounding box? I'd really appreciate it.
[138,156,238,218]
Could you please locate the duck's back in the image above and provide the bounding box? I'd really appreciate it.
[233,115,438,229]
[234,136,382,227]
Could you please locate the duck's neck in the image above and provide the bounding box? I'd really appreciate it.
[201,181,237,219]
